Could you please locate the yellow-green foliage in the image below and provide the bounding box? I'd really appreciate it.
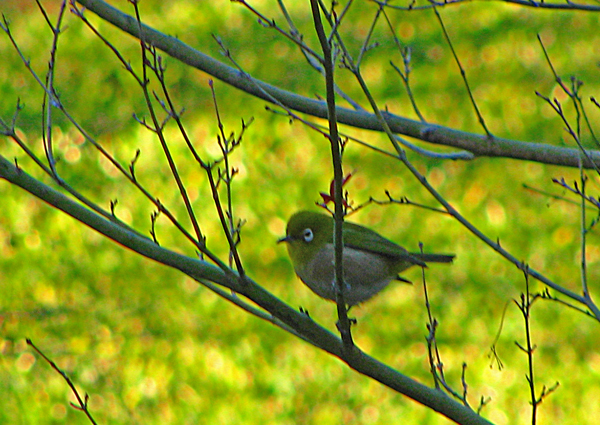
[1,1,600,424]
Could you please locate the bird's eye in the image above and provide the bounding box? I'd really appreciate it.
[302,228,314,242]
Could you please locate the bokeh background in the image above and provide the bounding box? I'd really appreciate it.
[1,1,600,424]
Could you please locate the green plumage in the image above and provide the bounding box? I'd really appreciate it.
[279,211,454,305]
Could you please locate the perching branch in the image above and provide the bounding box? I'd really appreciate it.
[310,0,354,349]
[0,153,493,425]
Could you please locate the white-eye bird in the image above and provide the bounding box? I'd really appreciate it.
[279,211,454,306]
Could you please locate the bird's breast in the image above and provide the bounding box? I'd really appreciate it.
[295,244,398,305]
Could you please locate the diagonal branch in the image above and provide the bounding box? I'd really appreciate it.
[74,0,600,169]
[0,152,493,425]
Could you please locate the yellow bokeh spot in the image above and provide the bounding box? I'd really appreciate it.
[586,244,600,264]
[34,284,57,307]
[481,44,499,64]
[428,167,446,187]
[360,405,380,424]
[65,145,81,163]
[486,200,506,227]
[396,21,414,40]
[260,246,276,264]
[268,216,285,237]
[51,403,67,420]
[552,226,574,247]
[15,352,36,372]
[25,230,41,250]
[463,182,486,209]
[70,335,91,354]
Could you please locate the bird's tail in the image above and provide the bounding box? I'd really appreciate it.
[412,253,455,264]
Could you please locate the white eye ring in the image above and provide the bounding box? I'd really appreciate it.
[302,228,314,242]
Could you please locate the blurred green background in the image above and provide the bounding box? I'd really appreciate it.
[1,1,600,424]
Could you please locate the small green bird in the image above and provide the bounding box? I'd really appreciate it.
[279,211,454,306]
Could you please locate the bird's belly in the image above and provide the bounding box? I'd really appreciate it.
[295,246,397,306]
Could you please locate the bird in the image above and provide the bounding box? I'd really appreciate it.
[278,210,454,306]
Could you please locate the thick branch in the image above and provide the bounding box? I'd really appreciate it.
[0,153,493,425]
[75,0,600,169]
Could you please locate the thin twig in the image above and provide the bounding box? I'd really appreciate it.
[382,3,426,122]
[430,2,491,137]
[27,339,98,425]
[38,0,68,178]
[488,301,509,371]
[537,35,600,176]
[132,2,205,248]
[320,0,473,160]
[513,270,559,424]
[209,80,248,276]
[579,160,590,299]
[232,0,324,61]
[420,248,472,408]
[514,271,539,424]
[523,182,598,210]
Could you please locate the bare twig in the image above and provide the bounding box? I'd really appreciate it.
[209,80,249,275]
[514,270,559,424]
[71,1,229,268]
[352,190,450,216]
[132,2,206,250]
[430,2,491,137]
[27,339,98,425]
[537,35,600,174]
[37,0,68,178]
[420,246,473,408]
[579,161,590,300]
[488,301,509,371]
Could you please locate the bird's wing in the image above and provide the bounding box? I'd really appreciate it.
[342,221,426,266]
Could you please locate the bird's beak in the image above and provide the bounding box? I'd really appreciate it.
[277,235,291,244]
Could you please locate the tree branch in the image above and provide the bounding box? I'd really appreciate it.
[0,151,493,425]
[74,0,600,169]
